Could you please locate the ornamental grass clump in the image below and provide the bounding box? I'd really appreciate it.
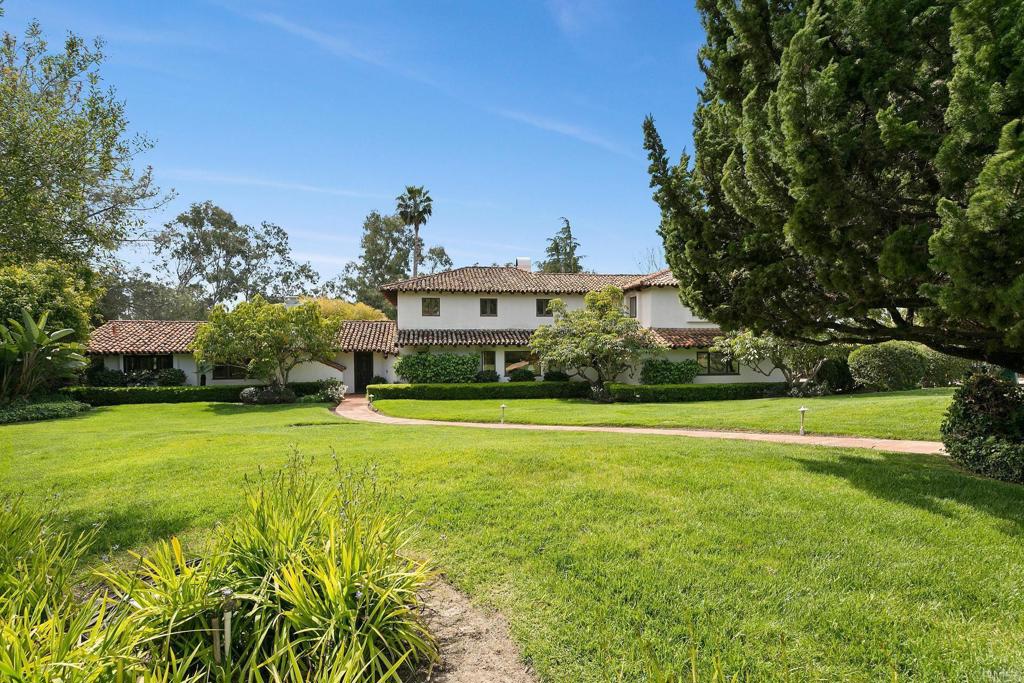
[103,457,437,681]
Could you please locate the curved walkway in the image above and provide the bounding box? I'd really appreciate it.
[335,396,944,455]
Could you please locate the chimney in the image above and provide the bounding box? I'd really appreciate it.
[515,257,532,272]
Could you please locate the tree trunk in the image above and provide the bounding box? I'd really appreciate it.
[412,224,420,278]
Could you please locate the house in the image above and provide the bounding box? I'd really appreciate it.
[86,258,783,391]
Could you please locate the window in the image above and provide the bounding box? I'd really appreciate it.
[123,354,173,373]
[504,350,538,376]
[628,295,638,318]
[696,351,739,376]
[212,364,247,380]
[536,298,553,317]
[480,350,496,372]
[421,297,440,316]
[480,298,498,316]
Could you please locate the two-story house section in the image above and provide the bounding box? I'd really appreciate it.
[379,258,782,386]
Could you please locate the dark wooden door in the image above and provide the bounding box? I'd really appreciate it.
[354,352,374,393]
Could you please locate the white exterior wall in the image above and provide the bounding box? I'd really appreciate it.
[632,288,714,328]
[396,293,586,330]
[657,349,785,384]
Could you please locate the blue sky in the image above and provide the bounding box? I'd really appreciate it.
[4,0,704,277]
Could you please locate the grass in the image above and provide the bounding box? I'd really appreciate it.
[374,388,955,441]
[3,401,1023,681]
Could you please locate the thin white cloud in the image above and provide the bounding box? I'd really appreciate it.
[230,9,629,157]
[546,0,612,35]
[490,108,634,158]
[161,168,386,200]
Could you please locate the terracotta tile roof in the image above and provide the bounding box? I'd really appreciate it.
[397,328,535,347]
[650,328,721,349]
[337,320,398,354]
[380,266,642,301]
[623,268,678,290]
[87,320,203,354]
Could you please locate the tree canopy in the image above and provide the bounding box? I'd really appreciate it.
[192,297,339,386]
[644,0,1024,371]
[0,261,99,341]
[530,286,661,388]
[0,10,166,268]
[304,298,388,321]
[537,218,584,273]
[96,264,207,322]
[154,201,318,309]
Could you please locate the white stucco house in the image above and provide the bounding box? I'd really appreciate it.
[86,258,783,391]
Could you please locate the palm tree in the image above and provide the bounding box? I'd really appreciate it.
[396,185,433,278]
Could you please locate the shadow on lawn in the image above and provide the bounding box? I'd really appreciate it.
[789,451,1024,531]
[64,503,196,559]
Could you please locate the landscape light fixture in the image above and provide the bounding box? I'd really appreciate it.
[500,403,507,424]
[799,406,808,436]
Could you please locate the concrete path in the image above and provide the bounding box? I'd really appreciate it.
[335,396,944,455]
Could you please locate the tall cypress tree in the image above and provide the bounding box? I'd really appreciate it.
[644,0,1024,370]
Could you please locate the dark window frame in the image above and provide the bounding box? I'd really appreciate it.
[480,298,498,317]
[123,354,173,373]
[212,363,248,380]
[504,349,538,376]
[628,295,638,318]
[696,351,739,376]
[480,350,496,371]
[421,297,441,317]
[536,298,553,317]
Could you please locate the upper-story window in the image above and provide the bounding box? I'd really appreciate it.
[480,298,498,317]
[421,297,440,316]
[628,295,638,318]
[696,351,739,376]
[536,298,553,317]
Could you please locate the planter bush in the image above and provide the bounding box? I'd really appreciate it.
[920,347,976,387]
[543,370,570,382]
[85,365,127,387]
[370,375,389,385]
[848,341,927,391]
[608,382,787,403]
[474,369,500,383]
[813,358,855,394]
[942,374,1024,483]
[154,368,187,386]
[508,367,536,382]
[0,397,90,424]
[640,359,701,385]
[368,381,590,400]
[393,353,479,384]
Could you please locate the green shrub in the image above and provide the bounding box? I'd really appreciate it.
[543,370,570,382]
[154,367,187,386]
[393,352,479,384]
[370,374,389,385]
[920,347,976,387]
[814,358,855,393]
[640,359,701,385]
[0,397,90,424]
[508,367,536,382]
[942,374,1024,483]
[608,382,787,403]
[848,341,927,391]
[65,384,247,405]
[368,381,591,400]
[474,369,500,383]
[85,363,127,386]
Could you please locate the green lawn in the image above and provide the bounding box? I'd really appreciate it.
[3,401,1022,681]
[374,388,954,441]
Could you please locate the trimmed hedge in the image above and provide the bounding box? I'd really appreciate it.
[848,341,926,391]
[640,359,701,385]
[942,374,1024,483]
[608,382,787,403]
[0,398,91,424]
[367,381,591,400]
[64,381,325,406]
[393,353,479,384]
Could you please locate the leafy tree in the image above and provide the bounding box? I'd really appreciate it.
[644,0,1024,371]
[154,202,318,308]
[530,286,661,389]
[323,211,451,318]
[192,296,339,386]
[711,331,850,388]
[424,245,453,274]
[537,218,584,273]
[304,298,388,321]
[0,8,166,267]
[0,261,99,340]
[96,264,207,321]
[396,186,432,278]
[0,309,87,402]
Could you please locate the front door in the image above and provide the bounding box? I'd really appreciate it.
[353,352,374,394]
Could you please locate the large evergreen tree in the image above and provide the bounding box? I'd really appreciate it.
[644,0,1024,370]
[538,218,584,273]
